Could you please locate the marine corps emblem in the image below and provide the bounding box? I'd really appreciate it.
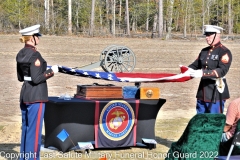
[99,100,135,141]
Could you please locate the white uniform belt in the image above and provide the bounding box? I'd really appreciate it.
[24,76,32,81]
[211,77,225,80]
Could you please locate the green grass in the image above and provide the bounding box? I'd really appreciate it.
[0,118,191,160]
[39,118,191,160]
[0,125,5,132]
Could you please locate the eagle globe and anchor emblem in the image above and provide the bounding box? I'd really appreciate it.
[99,100,135,141]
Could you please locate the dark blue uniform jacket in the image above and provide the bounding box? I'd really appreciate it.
[16,44,54,103]
[188,42,232,102]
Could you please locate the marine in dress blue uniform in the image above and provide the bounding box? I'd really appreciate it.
[188,25,232,114]
[16,24,59,160]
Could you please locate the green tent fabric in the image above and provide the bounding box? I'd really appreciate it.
[219,120,240,156]
[165,114,226,160]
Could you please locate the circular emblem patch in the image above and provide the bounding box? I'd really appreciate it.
[99,100,135,141]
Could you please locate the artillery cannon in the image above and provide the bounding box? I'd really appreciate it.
[77,45,136,73]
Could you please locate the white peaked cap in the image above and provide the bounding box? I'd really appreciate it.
[204,25,224,34]
[19,24,41,36]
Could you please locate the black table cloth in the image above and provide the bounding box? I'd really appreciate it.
[44,97,166,152]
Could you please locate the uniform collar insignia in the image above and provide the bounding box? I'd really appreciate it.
[210,42,221,49]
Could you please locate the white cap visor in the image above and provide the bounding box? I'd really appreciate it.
[203,25,224,35]
[19,24,42,36]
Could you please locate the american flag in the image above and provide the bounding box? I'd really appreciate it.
[55,65,192,83]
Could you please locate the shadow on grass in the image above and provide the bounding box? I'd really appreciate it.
[0,135,46,160]
[0,143,20,160]
[155,136,174,148]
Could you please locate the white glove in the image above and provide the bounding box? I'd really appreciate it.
[216,78,225,93]
[189,69,202,78]
[51,65,59,74]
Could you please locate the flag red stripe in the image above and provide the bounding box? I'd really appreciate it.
[115,72,176,78]
[152,76,191,83]
[94,101,100,148]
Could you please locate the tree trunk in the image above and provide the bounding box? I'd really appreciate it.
[112,0,116,36]
[125,0,130,36]
[202,0,205,33]
[45,0,49,31]
[51,0,54,31]
[146,0,149,32]
[183,0,188,38]
[158,0,163,38]
[68,0,72,35]
[106,0,110,33]
[89,0,96,36]
[165,0,174,40]
[216,0,219,25]
[206,0,213,24]
[237,0,240,34]
[175,8,179,32]
[99,2,103,32]
[132,2,136,33]
[76,1,80,31]
[118,0,122,30]
[192,5,197,37]
[222,0,225,27]
[151,13,157,38]
[18,0,21,29]
[228,0,233,35]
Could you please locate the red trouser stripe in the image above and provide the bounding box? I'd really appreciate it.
[34,103,43,160]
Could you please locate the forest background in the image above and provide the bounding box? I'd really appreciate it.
[0,0,240,39]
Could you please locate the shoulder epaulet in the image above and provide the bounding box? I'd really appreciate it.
[29,51,41,62]
[219,44,229,51]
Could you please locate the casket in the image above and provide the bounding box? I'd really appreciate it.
[76,84,122,99]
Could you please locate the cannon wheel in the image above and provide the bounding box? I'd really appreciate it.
[100,45,117,62]
[101,45,136,73]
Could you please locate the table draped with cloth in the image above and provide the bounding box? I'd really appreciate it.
[43,65,190,152]
[44,97,166,152]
